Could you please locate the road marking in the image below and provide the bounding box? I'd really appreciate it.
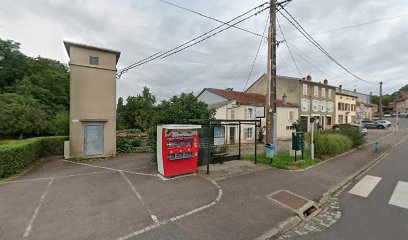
[348,175,382,197]
[119,171,159,224]
[0,170,113,185]
[389,181,408,209]
[117,179,223,240]
[23,178,54,237]
[63,160,157,177]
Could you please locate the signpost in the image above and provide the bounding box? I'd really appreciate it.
[310,118,315,160]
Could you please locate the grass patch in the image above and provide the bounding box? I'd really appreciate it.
[243,150,320,170]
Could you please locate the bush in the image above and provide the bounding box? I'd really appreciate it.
[315,133,353,156]
[116,136,148,153]
[334,126,364,147]
[0,136,67,179]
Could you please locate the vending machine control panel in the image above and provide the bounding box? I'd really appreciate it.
[157,125,201,177]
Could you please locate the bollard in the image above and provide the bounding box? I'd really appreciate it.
[374,140,381,153]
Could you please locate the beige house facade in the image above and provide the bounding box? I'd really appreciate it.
[197,88,298,142]
[246,74,336,132]
[335,92,357,124]
[64,41,120,158]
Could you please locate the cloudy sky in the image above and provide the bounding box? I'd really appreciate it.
[1,0,407,102]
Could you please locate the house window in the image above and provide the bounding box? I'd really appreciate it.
[89,56,99,65]
[314,86,319,97]
[288,110,294,122]
[320,101,326,112]
[328,102,334,112]
[312,100,319,112]
[327,116,332,125]
[322,88,326,98]
[247,108,254,119]
[338,115,343,124]
[303,84,308,95]
[328,89,332,99]
[301,98,310,112]
[230,110,235,119]
[246,128,254,139]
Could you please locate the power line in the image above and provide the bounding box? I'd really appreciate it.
[277,17,303,77]
[289,13,408,40]
[279,6,376,85]
[117,2,269,78]
[285,41,333,77]
[159,6,270,59]
[158,0,268,39]
[243,14,269,91]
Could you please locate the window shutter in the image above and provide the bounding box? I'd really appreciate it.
[244,108,248,119]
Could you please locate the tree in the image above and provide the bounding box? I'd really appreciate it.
[49,111,69,136]
[0,93,48,138]
[149,92,215,155]
[0,38,69,137]
[118,87,156,131]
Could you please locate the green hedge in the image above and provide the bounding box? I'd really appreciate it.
[315,133,353,156]
[0,136,67,179]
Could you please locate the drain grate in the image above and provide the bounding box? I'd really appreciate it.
[267,190,320,220]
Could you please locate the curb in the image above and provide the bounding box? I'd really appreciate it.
[256,131,408,240]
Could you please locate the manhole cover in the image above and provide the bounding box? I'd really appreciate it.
[267,190,320,220]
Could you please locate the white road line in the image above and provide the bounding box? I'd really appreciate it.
[23,178,54,237]
[119,171,159,224]
[63,160,156,177]
[0,170,113,185]
[389,181,408,209]
[348,175,382,198]
[117,179,223,240]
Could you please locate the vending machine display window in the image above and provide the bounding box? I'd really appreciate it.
[157,125,201,177]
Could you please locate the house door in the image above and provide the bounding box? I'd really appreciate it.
[84,123,104,156]
[229,127,236,144]
[300,116,308,132]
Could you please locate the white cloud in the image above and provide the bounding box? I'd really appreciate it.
[1,0,407,101]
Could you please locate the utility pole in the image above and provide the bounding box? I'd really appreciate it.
[379,82,383,119]
[267,0,278,151]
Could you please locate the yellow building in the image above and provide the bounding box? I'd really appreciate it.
[64,41,120,158]
[335,92,357,124]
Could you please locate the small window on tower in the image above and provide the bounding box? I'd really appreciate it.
[89,56,99,65]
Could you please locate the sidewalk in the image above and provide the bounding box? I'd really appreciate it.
[132,128,408,240]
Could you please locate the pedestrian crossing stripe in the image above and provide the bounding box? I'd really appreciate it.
[389,181,408,210]
[348,175,382,198]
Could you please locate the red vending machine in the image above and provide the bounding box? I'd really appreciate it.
[157,125,201,177]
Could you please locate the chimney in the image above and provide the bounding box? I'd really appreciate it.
[282,93,288,106]
[339,85,342,92]
[225,88,233,91]
[323,79,328,85]
[306,75,312,81]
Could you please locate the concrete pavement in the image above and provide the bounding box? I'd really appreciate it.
[0,118,407,240]
[289,132,408,240]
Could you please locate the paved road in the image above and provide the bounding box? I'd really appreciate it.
[293,129,408,240]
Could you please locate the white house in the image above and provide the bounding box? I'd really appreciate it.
[197,88,299,143]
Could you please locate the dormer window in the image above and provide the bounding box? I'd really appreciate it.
[89,56,99,65]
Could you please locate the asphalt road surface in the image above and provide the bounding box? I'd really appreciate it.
[294,120,408,240]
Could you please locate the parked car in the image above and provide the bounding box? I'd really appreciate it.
[396,112,408,118]
[361,120,388,129]
[384,113,392,117]
[376,120,392,127]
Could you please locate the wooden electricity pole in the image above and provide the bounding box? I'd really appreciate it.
[267,0,278,151]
